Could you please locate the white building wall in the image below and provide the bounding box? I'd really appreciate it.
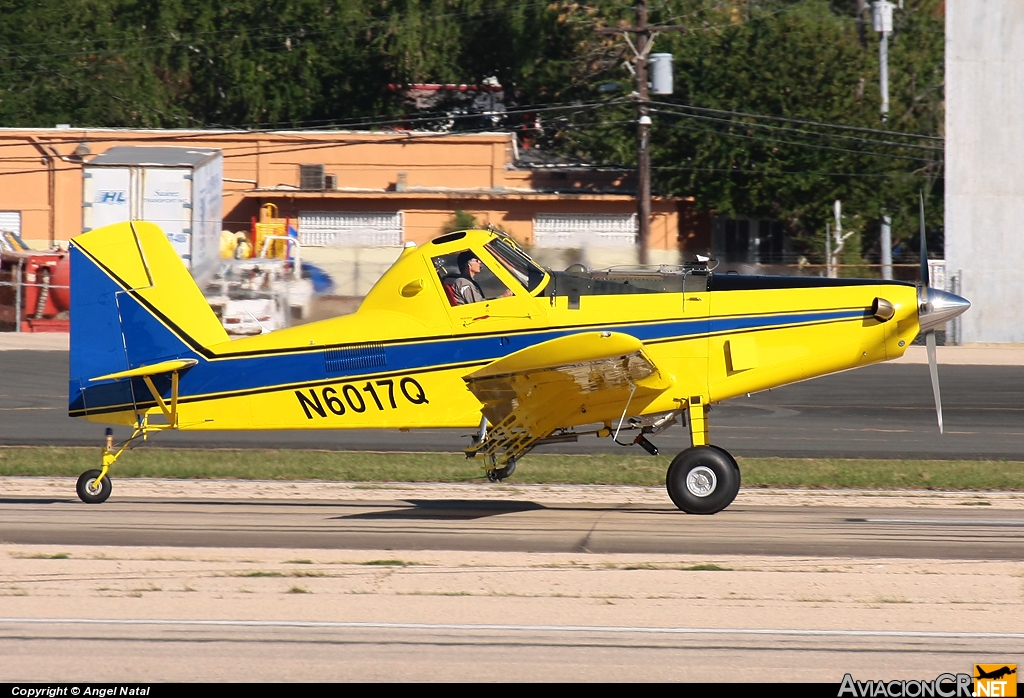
[946,0,1024,343]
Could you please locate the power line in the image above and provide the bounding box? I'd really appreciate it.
[0,118,593,177]
[0,97,617,160]
[0,114,599,169]
[651,165,916,178]
[557,105,940,164]
[649,99,943,141]
[0,100,939,167]
[649,103,943,151]
[649,109,939,163]
[230,98,628,133]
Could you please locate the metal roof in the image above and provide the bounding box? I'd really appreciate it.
[88,146,221,167]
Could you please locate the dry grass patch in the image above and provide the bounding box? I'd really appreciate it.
[680,563,731,571]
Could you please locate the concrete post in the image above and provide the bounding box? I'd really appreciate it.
[880,215,892,280]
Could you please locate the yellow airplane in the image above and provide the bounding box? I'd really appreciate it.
[68,220,969,513]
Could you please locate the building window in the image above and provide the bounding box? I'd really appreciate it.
[713,217,788,265]
[723,219,751,263]
[532,213,637,248]
[0,211,22,236]
[758,220,786,265]
[298,211,404,247]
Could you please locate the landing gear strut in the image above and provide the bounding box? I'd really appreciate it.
[76,426,150,504]
[666,396,741,515]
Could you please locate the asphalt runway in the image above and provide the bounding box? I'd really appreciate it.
[5,620,1020,682]
[3,495,1023,559]
[5,345,1021,681]
[3,350,1023,459]
[2,493,1023,680]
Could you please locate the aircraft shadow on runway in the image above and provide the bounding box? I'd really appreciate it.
[333,499,680,520]
[335,499,549,520]
[0,498,69,505]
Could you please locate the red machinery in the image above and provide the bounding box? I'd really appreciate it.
[0,249,71,332]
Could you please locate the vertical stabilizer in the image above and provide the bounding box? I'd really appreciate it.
[69,221,228,417]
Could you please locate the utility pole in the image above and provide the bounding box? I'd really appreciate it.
[880,214,893,280]
[635,1,652,265]
[596,1,687,265]
[871,2,898,278]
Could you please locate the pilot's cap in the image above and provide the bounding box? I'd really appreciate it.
[457,251,480,271]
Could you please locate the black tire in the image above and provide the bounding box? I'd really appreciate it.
[666,446,740,515]
[707,444,742,503]
[77,470,112,504]
[487,459,517,482]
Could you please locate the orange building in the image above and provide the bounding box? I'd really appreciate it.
[0,127,708,266]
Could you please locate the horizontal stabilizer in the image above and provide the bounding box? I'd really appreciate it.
[90,359,198,383]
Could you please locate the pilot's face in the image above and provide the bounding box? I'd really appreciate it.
[467,257,482,275]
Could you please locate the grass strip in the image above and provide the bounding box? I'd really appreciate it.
[0,446,1022,490]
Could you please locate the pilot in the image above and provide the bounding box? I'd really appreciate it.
[448,251,487,305]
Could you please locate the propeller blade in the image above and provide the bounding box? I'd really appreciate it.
[925,331,943,434]
[919,190,929,287]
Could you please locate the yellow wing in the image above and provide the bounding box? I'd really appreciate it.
[463,331,672,466]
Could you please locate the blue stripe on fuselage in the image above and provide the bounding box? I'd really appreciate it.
[74,306,861,414]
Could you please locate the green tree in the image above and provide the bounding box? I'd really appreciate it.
[0,0,944,264]
[0,0,182,127]
[442,209,479,233]
[546,0,945,265]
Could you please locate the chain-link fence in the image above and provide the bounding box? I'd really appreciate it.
[0,260,71,332]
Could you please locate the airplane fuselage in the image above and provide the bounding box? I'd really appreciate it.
[71,229,921,435]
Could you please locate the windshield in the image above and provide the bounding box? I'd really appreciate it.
[485,238,546,292]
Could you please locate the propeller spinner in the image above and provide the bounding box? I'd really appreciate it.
[917,191,970,434]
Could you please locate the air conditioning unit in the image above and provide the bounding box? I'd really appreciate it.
[324,174,337,190]
[299,164,326,190]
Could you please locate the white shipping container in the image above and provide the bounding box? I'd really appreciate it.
[82,167,130,231]
[83,147,223,282]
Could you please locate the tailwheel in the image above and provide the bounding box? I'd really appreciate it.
[666,445,740,515]
[77,469,112,504]
[487,459,517,483]
[77,427,122,504]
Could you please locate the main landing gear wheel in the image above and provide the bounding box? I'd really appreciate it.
[666,446,740,515]
[487,459,517,482]
[76,470,112,504]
